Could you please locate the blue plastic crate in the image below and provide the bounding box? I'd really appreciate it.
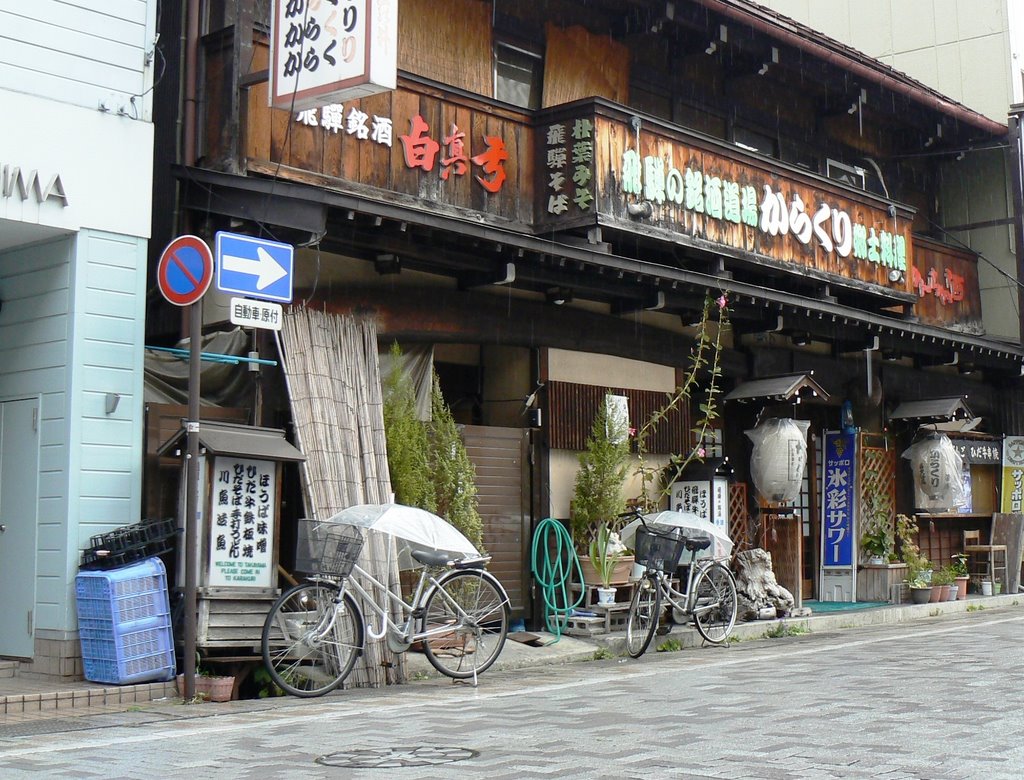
[76,557,177,684]
[75,557,170,627]
[80,621,175,685]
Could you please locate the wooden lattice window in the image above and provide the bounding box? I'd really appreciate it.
[546,381,691,455]
[859,432,896,529]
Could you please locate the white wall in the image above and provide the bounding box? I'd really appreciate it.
[0,0,157,120]
[1,90,154,243]
[757,0,1012,123]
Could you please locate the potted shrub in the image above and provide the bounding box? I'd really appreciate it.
[950,553,969,600]
[859,493,894,565]
[571,396,630,547]
[588,523,628,603]
[930,567,952,602]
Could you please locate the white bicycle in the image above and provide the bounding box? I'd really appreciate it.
[262,519,510,697]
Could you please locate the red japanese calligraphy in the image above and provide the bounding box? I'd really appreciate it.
[471,137,509,193]
[440,124,468,180]
[399,115,440,171]
[912,265,965,305]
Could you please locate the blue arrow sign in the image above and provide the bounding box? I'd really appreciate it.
[215,232,294,303]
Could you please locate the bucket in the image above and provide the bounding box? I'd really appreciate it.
[981,581,993,596]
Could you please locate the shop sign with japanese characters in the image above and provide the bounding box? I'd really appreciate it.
[294,107,509,193]
[208,456,276,587]
[821,433,855,567]
[949,438,1000,465]
[1000,435,1024,513]
[552,111,914,295]
[270,0,397,111]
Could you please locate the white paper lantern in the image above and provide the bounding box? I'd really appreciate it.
[745,418,810,503]
[902,434,965,507]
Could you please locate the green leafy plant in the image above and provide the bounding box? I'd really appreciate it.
[382,342,435,511]
[633,295,729,512]
[931,566,953,586]
[381,345,484,550]
[764,622,810,638]
[426,371,483,549]
[895,514,930,586]
[859,492,894,562]
[950,553,968,579]
[571,396,630,548]
[656,637,683,652]
[591,646,615,661]
[588,523,627,588]
[252,666,285,698]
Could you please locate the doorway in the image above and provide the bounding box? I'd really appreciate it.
[0,397,40,658]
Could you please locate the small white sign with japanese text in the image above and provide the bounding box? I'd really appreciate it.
[229,297,283,331]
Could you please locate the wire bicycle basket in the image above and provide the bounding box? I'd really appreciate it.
[295,519,365,578]
[634,525,686,573]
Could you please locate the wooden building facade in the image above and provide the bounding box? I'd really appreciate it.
[151,0,1024,621]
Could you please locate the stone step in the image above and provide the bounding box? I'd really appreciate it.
[0,660,17,679]
[1,679,177,715]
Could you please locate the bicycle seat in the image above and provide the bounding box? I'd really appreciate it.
[411,549,453,567]
[684,537,712,552]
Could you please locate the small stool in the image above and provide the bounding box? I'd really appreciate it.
[963,529,1008,593]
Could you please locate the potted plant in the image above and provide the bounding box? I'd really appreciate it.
[859,493,894,565]
[930,567,952,602]
[950,553,969,600]
[588,523,628,603]
[177,654,235,703]
[571,396,630,547]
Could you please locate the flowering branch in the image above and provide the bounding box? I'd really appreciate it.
[632,294,730,512]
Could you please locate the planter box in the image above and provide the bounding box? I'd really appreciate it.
[579,555,635,587]
[857,563,908,602]
[177,674,235,702]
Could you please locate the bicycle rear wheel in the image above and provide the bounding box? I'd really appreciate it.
[421,569,510,679]
[625,574,661,658]
[692,562,737,644]
[261,581,364,697]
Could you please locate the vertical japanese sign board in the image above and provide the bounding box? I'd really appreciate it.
[820,432,856,601]
[1000,435,1024,513]
[270,0,397,111]
[208,457,276,588]
[670,478,729,561]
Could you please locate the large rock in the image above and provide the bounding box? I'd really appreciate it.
[733,548,795,620]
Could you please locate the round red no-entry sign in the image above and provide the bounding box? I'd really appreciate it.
[157,235,214,306]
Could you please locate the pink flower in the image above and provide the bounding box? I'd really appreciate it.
[628,426,636,437]
[697,447,706,458]
[716,295,727,310]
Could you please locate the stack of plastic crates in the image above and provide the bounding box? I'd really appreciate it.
[79,517,177,570]
[75,556,176,684]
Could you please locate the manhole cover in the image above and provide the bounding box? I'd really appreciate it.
[317,746,478,768]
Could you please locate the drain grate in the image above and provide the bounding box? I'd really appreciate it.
[317,746,478,768]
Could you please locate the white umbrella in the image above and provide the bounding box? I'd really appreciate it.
[620,510,734,562]
[323,503,480,570]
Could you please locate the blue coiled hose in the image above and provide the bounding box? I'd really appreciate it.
[530,517,585,640]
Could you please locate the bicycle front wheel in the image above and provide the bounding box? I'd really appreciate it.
[421,569,510,679]
[692,562,737,644]
[261,581,364,697]
[625,574,661,658]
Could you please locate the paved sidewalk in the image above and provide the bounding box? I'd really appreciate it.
[2,590,1020,728]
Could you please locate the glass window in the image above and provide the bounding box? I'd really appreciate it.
[826,159,866,189]
[733,126,778,158]
[495,42,542,109]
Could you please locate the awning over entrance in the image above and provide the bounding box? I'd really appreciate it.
[724,372,831,404]
[888,396,974,423]
[158,421,306,462]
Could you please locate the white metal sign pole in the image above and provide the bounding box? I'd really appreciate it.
[183,301,201,699]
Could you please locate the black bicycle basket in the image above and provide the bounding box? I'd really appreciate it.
[295,520,364,578]
[634,525,686,573]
